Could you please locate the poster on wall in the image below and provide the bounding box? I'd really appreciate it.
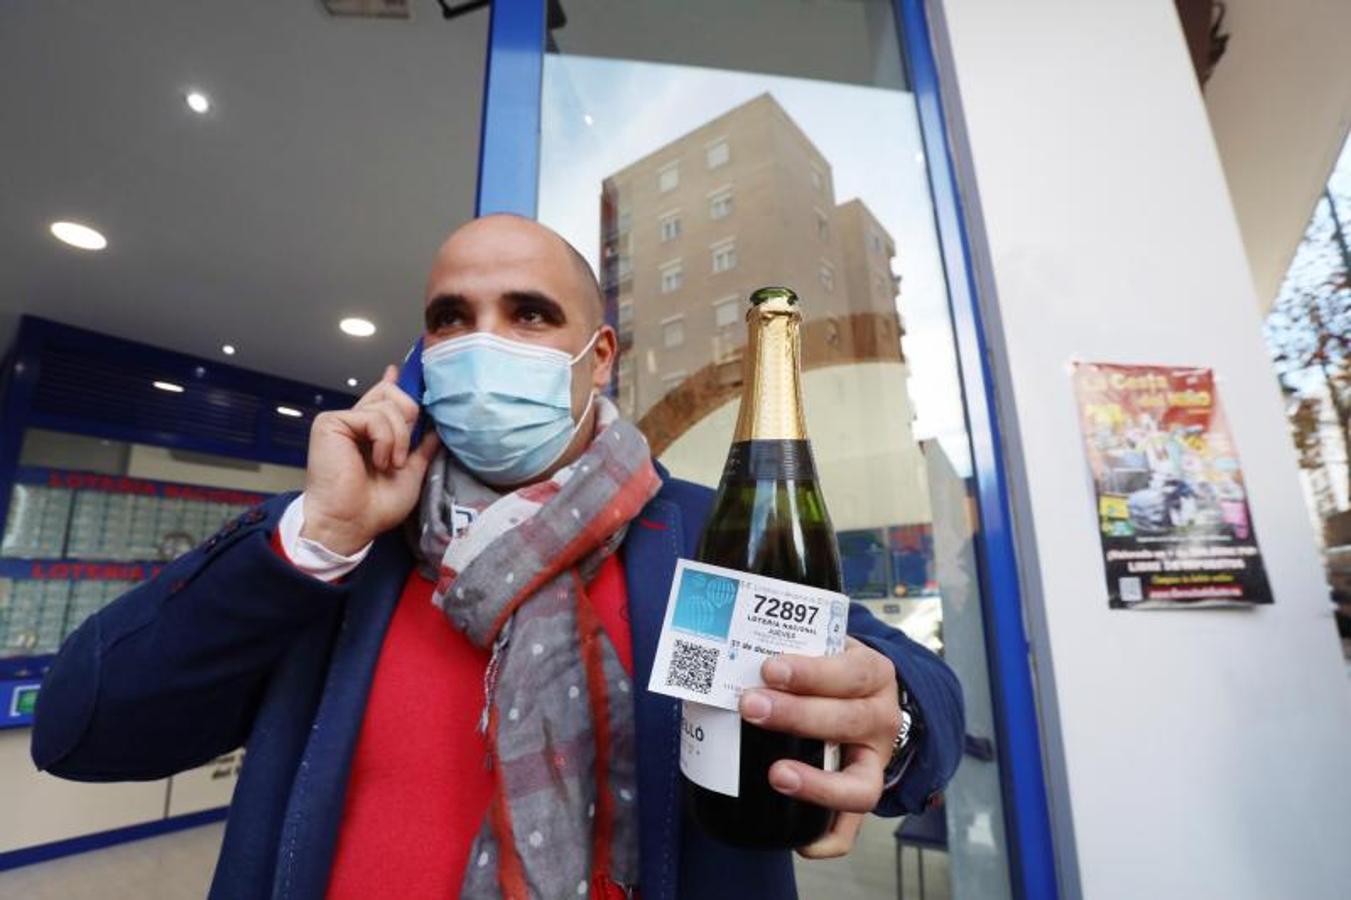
[1071,362,1273,609]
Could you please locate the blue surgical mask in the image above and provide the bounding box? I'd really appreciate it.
[421,330,599,486]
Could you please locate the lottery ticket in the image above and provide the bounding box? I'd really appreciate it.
[648,558,848,711]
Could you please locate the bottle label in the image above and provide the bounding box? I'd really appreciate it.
[680,701,741,797]
[647,559,848,711]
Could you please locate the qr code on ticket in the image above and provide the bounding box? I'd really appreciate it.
[666,639,719,695]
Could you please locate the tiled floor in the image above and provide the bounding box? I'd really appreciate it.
[0,815,950,899]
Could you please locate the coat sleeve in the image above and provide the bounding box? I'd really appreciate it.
[30,492,350,782]
[849,603,965,816]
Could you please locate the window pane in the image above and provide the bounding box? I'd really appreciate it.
[714,297,740,328]
[707,139,730,169]
[712,241,737,274]
[710,189,734,220]
[662,317,686,348]
[540,4,1014,897]
[660,262,683,294]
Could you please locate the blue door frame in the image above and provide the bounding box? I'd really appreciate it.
[473,2,1060,897]
[893,3,1059,898]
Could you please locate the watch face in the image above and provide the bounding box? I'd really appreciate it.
[159,531,196,561]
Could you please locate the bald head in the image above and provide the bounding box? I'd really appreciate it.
[428,214,603,329]
[563,240,605,328]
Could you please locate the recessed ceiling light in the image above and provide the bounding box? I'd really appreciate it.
[339,317,376,338]
[346,377,359,388]
[153,380,185,393]
[221,344,236,356]
[185,91,211,114]
[276,405,303,418]
[50,221,107,251]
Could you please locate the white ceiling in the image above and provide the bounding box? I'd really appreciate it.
[0,0,487,392]
[1203,0,1351,310]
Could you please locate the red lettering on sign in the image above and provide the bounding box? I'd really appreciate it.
[26,562,148,580]
[38,469,264,505]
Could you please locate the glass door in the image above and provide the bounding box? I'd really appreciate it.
[476,2,1058,898]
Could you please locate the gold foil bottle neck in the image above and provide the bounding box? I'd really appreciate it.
[733,287,807,442]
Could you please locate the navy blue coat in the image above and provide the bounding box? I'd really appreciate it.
[32,470,964,899]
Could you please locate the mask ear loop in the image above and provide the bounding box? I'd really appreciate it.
[565,328,603,436]
[573,389,598,429]
[568,328,602,365]
[531,389,597,479]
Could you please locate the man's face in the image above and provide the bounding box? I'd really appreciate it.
[422,215,615,419]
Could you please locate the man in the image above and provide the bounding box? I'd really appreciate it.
[32,215,963,899]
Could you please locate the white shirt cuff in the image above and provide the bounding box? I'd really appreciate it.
[278,494,372,582]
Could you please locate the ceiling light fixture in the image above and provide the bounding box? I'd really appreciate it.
[339,317,376,338]
[153,380,185,393]
[276,405,303,418]
[346,377,359,388]
[221,344,236,356]
[50,221,107,251]
[185,91,211,114]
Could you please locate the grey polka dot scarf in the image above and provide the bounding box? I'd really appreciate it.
[414,397,661,899]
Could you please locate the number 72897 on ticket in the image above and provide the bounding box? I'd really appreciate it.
[646,558,849,711]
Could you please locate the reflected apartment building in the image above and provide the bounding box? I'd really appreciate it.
[599,94,940,609]
[600,93,902,434]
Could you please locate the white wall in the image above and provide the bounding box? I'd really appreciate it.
[931,1,1351,898]
[1203,0,1351,308]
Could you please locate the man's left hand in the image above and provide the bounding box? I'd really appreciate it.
[738,637,901,859]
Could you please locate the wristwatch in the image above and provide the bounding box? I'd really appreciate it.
[883,685,923,789]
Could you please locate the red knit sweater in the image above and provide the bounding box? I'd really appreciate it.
[322,555,632,898]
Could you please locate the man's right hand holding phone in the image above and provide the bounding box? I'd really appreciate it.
[299,365,439,556]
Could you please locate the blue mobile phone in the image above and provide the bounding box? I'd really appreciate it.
[396,337,427,448]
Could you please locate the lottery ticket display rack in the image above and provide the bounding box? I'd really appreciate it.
[0,316,353,868]
[0,467,270,723]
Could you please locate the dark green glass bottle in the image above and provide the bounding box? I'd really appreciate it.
[681,286,842,849]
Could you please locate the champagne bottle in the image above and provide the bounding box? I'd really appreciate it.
[681,286,842,849]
